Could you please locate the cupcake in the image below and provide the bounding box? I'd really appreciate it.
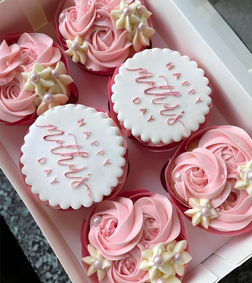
[55,0,154,75]
[81,190,192,283]
[0,32,77,125]
[165,125,252,236]
[20,104,128,209]
[109,48,212,151]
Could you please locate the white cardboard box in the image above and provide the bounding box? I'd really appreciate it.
[0,1,252,282]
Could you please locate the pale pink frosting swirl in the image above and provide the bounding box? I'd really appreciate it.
[102,246,148,283]
[17,33,61,70]
[59,0,97,41]
[88,197,143,260]
[211,188,252,231]
[172,148,231,207]
[0,66,37,123]
[134,194,181,248]
[0,40,23,84]
[199,126,252,179]
[83,9,131,71]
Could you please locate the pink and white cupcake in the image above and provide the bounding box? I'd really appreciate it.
[165,125,252,236]
[55,0,154,75]
[0,32,77,125]
[20,104,128,209]
[81,190,192,283]
[109,48,212,151]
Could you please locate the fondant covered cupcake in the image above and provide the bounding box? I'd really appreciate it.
[55,0,154,74]
[81,190,192,283]
[165,125,252,236]
[0,32,77,125]
[20,104,128,209]
[109,48,212,151]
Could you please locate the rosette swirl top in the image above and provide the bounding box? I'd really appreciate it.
[57,0,154,73]
[81,191,191,283]
[0,32,74,124]
[166,125,252,235]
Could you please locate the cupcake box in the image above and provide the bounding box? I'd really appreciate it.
[1,1,252,283]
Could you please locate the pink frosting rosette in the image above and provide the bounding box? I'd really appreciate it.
[55,0,154,74]
[0,66,37,123]
[0,33,78,125]
[0,40,23,84]
[17,33,61,70]
[172,148,231,208]
[81,190,191,283]
[165,125,252,236]
[198,126,252,179]
[210,188,252,235]
[134,194,182,249]
[87,197,143,260]
[104,246,149,283]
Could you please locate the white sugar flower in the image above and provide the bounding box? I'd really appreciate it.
[185,198,218,229]
[235,160,252,196]
[65,36,88,64]
[139,243,173,282]
[111,0,140,32]
[22,63,55,96]
[82,245,112,281]
[165,240,192,276]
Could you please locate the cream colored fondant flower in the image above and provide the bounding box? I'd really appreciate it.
[34,93,69,116]
[134,0,152,19]
[22,63,55,96]
[139,243,174,282]
[65,36,88,64]
[82,245,112,281]
[129,17,155,52]
[111,0,140,32]
[184,198,218,229]
[165,240,192,276]
[234,160,252,196]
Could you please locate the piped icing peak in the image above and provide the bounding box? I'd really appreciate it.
[111,48,212,146]
[169,125,252,234]
[20,104,127,209]
[81,191,191,283]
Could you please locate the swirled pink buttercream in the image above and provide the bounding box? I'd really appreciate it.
[0,40,23,84]
[17,33,61,70]
[88,197,143,260]
[102,246,148,283]
[59,0,97,41]
[211,188,252,232]
[198,126,252,179]
[172,148,231,208]
[83,9,131,71]
[0,66,37,122]
[134,194,181,248]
